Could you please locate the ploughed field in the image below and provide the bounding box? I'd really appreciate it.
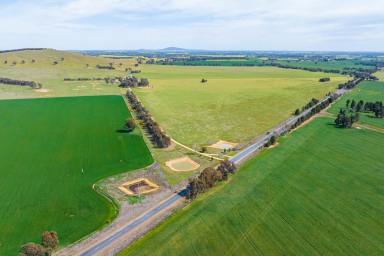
[120,117,384,256]
[0,96,152,255]
[135,65,348,146]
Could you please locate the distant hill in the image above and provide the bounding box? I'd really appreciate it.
[0,48,48,54]
[160,47,187,51]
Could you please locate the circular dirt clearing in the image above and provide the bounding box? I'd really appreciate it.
[165,157,200,172]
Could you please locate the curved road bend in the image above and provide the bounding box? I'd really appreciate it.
[77,89,348,255]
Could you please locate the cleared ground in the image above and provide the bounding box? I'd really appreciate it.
[0,96,152,255]
[329,81,384,128]
[135,65,348,146]
[120,117,384,256]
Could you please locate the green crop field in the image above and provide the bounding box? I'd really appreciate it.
[135,65,348,146]
[329,81,384,128]
[0,96,152,255]
[120,117,384,256]
[276,59,374,72]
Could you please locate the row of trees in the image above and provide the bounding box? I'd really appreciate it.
[19,231,59,256]
[0,77,42,89]
[346,99,384,118]
[187,160,236,200]
[363,101,384,118]
[338,77,364,89]
[96,64,115,70]
[64,77,120,84]
[126,90,171,148]
[119,76,149,88]
[294,98,320,115]
[290,94,339,131]
[335,109,359,128]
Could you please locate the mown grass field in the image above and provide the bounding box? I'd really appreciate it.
[328,81,384,128]
[0,96,153,255]
[135,65,348,146]
[120,117,384,256]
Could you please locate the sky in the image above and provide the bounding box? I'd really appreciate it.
[1,0,384,51]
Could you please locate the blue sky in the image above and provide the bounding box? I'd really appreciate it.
[1,0,383,51]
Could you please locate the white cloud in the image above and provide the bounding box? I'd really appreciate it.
[0,0,383,50]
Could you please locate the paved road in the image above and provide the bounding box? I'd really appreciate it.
[75,89,349,255]
[230,89,347,164]
[80,191,186,256]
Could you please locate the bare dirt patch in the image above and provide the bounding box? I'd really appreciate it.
[208,140,238,150]
[165,156,200,172]
[35,88,49,93]
[119,178,160,196]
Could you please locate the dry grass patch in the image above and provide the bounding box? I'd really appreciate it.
[208,140,237,150]
[165,157,200,172]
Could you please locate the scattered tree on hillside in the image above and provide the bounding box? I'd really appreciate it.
[53,61,58,65]
[31,59,36,63]
[319,77,330,82]
[4,60,7,64]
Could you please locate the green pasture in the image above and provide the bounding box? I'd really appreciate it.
[0,96,152,255]
[135,65,348,146]
[0,49,136,99]
[120,117,384,256]
[328,81,384,128]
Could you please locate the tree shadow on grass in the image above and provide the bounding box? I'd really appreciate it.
[116,129,133,133]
